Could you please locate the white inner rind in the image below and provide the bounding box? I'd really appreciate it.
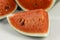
[0,5,17,20]
[15,0,56,11]
[7,14,49,37]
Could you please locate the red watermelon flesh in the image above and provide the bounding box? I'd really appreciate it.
[0,0,16,16]
[16,0,52,10]
[8,9,49,34]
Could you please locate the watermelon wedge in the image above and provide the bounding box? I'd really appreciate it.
[7,9,49,37]
[0,0,17,19]
[15,0,56,11]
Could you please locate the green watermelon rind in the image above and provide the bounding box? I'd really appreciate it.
[15,0,56,11]
[0,5,17,20]
[7,14,50,37]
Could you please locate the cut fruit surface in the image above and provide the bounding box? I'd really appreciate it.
[15,0,56,11]
[7,9,49,37]
[0,0,17,19]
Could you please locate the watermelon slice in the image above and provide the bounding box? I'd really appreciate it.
[7,9,49,37]
[0,0,17,19]
[15,0,56,11]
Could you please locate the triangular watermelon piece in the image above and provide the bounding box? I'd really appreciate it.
[7,9,49,37]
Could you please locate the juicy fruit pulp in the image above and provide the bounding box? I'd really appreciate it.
[8,9,48,33]
[17,0,52,10]
[0,0,16,16]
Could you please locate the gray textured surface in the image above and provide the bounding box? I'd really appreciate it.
[0,1,60,40]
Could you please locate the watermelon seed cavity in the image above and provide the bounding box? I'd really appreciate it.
[5,5,10,11]
[19,19,25,26]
